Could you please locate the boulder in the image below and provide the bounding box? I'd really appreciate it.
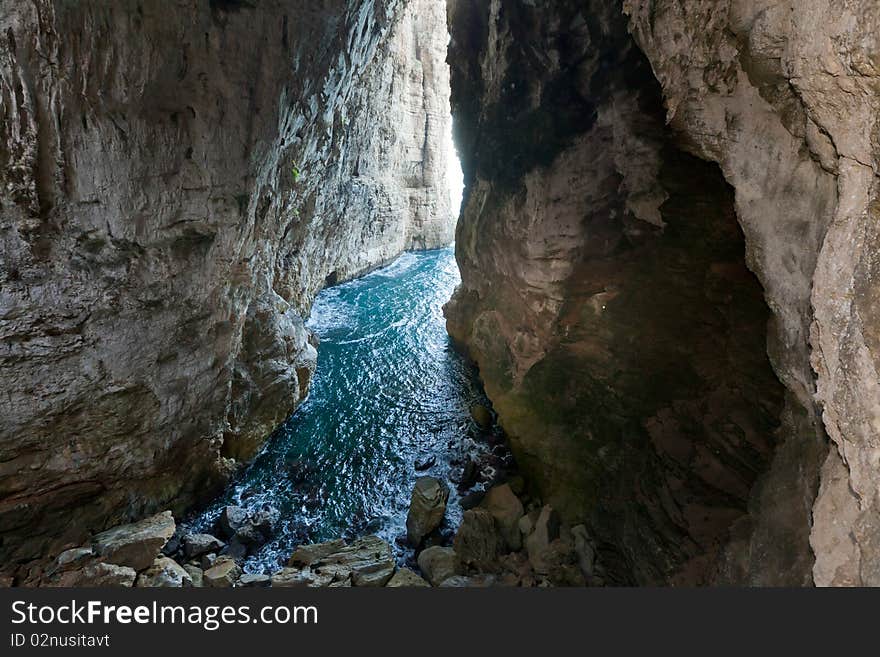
[524,506,560,572]
[386,568,430,587]
[470,404,493,429]
[183,565,204,587]
[288,539,347,567]
[481,484,524,551]
[219,537,248,561]
[52,563,137,587]
[406,477,449,546]
[284,536,394,587]
[571,525,596,578]
[316,536,395,587]
[417,546,459,586]
[200,553,217,569]
[183,533,225,558]
[457,459,479,490]
[239,573,272,588]
[454,508,500,569]
[203,557,242,587]
[250,508,281,537]
[136,557,193,587]
[219,506,249,538]
[92,511,176,571]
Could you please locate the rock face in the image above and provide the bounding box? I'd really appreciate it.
[623,0,880,588]
[0,0,454,575]
[447,0,880,585]
[406,476,450,546]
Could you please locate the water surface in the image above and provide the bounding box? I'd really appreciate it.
[189,247,492,573]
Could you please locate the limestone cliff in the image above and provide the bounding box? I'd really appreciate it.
[446,0,879,585]
[0,0,453,575]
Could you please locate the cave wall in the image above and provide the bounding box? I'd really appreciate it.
[0,0,453,575]
[624,0,880,587]
[445,0,878,585]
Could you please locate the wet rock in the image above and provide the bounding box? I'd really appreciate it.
[470,404,493,429]
[417,546,459,586]
[219,537,248,561]
[239,573,272,588]
[454,508,500,570]
[459,490,485,510]
[457,459,479,491]
[406,477,450,546]
[92,511,176,571]
[183,533,225,558]
[219,506,249,538]
[481,484,524,551]
[183,565,204,587]
[288,539,347,567]
[204,557,242,588]
[51,563,137,588]
[386,568,430,587]
[414,455,437,471]
[250,508,281,538]
[136,557,193,588]
[200,553,217,570]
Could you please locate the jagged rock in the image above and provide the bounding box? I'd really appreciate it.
[92,511,176,571]
[414,455,437,471]
[454,508,500,570]
[386,568,430,587]
[204,558,242,588]
[136,557,193,588]
[288,539,347,567]
[51,563,137,588]
[200,553,217,570]
[470,404,493,429]
[239,573,272,588]
[317,536,395,587]
[406,477,450,546]
[52,547,95,573]
[250,508,281,538]
[284,536,394,587]
[219,507,250,539]
[417,546,459,586]
[183,534,225,558]
[183,565,204,587]
[481,484,525,551]
[457,459,479,491]
[219,537,248,561]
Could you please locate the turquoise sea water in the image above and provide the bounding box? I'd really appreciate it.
[189,247,492,573]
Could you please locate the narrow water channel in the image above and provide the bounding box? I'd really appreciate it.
[188,247,497,573]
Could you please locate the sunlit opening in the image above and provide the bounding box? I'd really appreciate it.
[444,120,465,221]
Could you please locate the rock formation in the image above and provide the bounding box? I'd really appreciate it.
[446,0,880,585]
[0,0,453,577]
